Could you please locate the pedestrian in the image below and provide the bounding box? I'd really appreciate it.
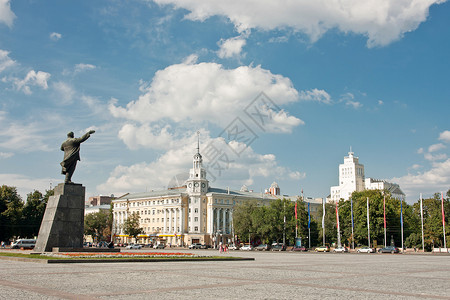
[1,241,4,248]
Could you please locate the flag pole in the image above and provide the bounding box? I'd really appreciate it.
[384,194,387,248]
[367,197,370,248]
[401,199,404,253]
[322,198,326,246]
[420,193,424,252]
[308,202,311,249]
[336,202,341,247]
[351,197,354,250]
[442,192,447,249]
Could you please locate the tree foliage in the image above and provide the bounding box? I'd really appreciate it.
[84,209,112,242]
[123,212,143,242]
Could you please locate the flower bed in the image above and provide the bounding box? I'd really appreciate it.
[42,252,201,259]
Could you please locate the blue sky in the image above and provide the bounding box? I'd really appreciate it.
[1,0,449,203]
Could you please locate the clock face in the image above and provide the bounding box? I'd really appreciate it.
[194,182,199,187]
[188,183,192,188]
[201,183,206,188]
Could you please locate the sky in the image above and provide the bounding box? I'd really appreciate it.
[0,0,449,204]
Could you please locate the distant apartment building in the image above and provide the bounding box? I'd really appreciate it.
[330,150,405,202]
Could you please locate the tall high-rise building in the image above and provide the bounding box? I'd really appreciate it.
[330,150,365,201]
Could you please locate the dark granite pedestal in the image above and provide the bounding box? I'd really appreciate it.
[33,183,85,253]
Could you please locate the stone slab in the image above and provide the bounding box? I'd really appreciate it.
[33,183,85,252]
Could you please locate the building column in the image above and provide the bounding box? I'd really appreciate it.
[222,209,226,234]
[228,210,232,234]
[169,208,173,232]
[180,206,185,233]
[216,208,220,233]
[207,205,213,234]
[175,208,178,233]
[164,209,167,233]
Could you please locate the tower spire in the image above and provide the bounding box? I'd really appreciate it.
[196,131,200,154]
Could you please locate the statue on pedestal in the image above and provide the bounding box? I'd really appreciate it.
[60,130,95,183]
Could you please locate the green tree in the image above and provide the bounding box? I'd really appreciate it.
[233,200,259,244]
[0,185,24,241]
[123,212,143,243]
[317,202,337,246]
[84,210,111,242]
[21,190,49,238]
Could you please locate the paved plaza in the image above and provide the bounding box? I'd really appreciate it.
[0,250,449,299]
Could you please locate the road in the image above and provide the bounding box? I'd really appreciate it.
[0,249,449,299]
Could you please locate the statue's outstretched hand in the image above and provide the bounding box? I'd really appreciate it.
[89,130,96,134]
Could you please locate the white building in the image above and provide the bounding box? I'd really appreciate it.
[365,178,405,201]
[330,150,365,201]
[330,150,405,202]
[111,143,280,247]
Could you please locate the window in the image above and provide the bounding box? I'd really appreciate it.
[194,217,198,222]
[194,226,198,231]
[194,208,198,213]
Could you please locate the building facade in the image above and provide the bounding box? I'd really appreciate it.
[330,150,365,201]
[330,150,405,202]
[112,146,281,247]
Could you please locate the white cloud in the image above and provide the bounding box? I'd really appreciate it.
[11,70,51,94]
[0,152,13,158]
[217,36,247,58]
[378,100,384,105]
[154,0,445,47]
[417,147,424,154]
[0,121,52,152]
[0,0,16,28]
[97,133,302,196]
[424,152,447,161]
[74,63,96,74]
[0,173,57,200]
[439,130,450,143]
[428,143,446,153]
[299,88,331,104]
[109,59,300,134]
[49,32,62,41]
[392,158,450,201]
[346,100,362,109]
[0,49,15,73]
[52,81,75,104]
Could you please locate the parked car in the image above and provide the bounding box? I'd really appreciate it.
[240,245,254,251]
[153,244,165,249]
[11,239,36,249]
[255,244,271,251]
[357,247,375,253]
[333,246,348,253]
[228,244,239,250]
[291,246,308,251]
[378,246,400,253]
[315,246,330,252]
[188,243,202,249]
[271,243,286,251]
[126,244,142,249]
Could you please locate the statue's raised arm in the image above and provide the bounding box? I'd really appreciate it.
[60,130,95,184]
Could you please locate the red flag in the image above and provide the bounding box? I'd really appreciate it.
[383,195,386,229]
[442,192,446,228]
[295,201,298,220]
[336,204,339,228]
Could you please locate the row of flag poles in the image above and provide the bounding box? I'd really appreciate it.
[295,190,447,251]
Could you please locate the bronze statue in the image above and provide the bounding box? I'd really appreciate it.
[60,130,95,183]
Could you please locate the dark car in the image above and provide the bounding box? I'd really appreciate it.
[291,246,307,251]
[271,243,286,251]
[255,244,271,251]
[378,246,400,253]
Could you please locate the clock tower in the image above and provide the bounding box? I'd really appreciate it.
[185,133,209,195]
[185,132,209,234]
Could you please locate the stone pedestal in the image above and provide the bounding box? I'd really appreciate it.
[34,183,85,253]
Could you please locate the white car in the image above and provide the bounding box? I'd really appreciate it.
[240,245,254,251]
[126,244,142,249]
[333,246,348,253]
[357,247,375,253]
[228,244,239,250]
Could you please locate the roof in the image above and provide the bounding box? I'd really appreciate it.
[115,189,187,200]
